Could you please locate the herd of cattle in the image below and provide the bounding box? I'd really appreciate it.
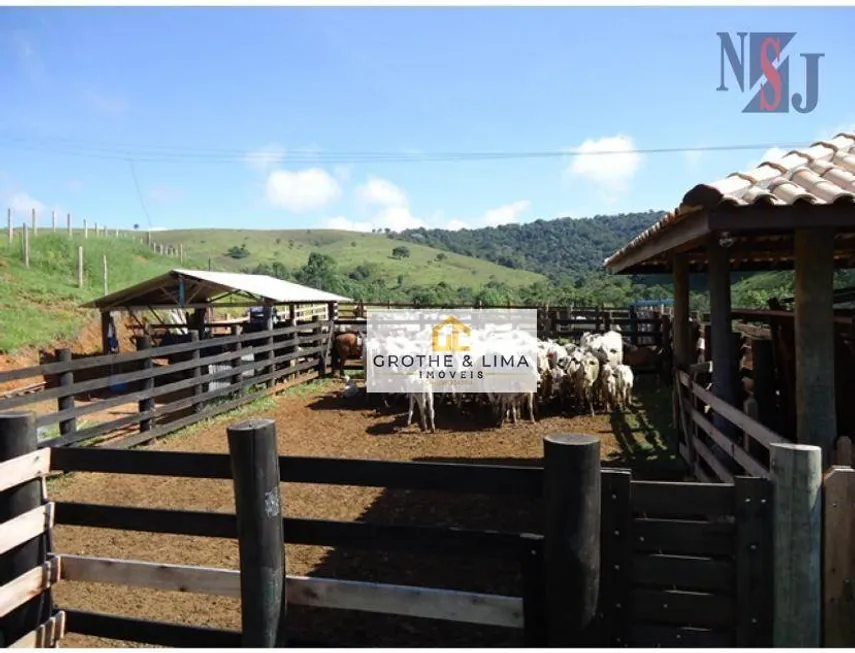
[333,326,671,432]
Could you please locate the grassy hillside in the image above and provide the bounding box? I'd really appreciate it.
[0,233,205,353]
[156,228,545,288]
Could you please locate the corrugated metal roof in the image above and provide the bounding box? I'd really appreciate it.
[604,132,855,269]
[81,269,352,309]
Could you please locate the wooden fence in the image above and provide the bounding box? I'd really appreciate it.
[675,367,787,483]
[335,303,671,346]
[0,414,785,647]
[0,320,332,449]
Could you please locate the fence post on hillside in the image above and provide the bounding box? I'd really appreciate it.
[31,208,37,236]
[227,418,287,647]
[51,210,56,232]
[771,443,822,647]
[542,433,602,646]
[23,224,29,268]
[66,213,71,237]
[823,465,855,647]
[83,219,87,239]
[136,336,154,433]
[6,208,11,245]
[0,412,53,648]
[56,348,77,439]
[77,246,84,288]
[230,325,244,400]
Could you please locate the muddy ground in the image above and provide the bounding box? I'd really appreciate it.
[48,377,680,647]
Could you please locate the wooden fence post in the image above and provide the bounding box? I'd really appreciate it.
[6,207,11,245]
[56,348,76,438]
[0,412,52,647]
[23,224,29,268]
[31,208,37,236]
[83,219,88,239]
[823,465,855,647]
[51,210,56,232]
[77,246,84,288]
[66,213,71,237]
[263,305,275,389]
[629,306,638,346]
[227,418,287,647]
[136,336,154,433]
[190,332,204,414]
[542,433,601,646]
[312,315,326,376]
[231,325,244,399]
[771,443,822,647]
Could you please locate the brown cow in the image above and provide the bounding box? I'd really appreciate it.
[331,331,363,378]
[623,344,669,384]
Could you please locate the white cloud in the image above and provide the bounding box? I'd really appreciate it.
[356,176,408,209]
[325,216,372,232]
[245,143,286,172]
[265,168,341,212]
[447,219,469,231]
[482,200,530,227]
[373,206,426,231]
[566,134,642,195]
[7,192,44,214]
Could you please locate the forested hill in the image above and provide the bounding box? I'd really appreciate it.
[394,210,665,279]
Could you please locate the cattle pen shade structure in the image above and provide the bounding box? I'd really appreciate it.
[604,132,855,466]
[80,269,352,353]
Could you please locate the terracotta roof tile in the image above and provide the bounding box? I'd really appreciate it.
[604,132,855,269]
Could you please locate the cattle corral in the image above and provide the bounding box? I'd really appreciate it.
[42,375,678,648]
[0,300,834,648]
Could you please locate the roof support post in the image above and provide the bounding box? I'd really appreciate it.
[672,254,692,371]
[708,236,739,443]
[794,228,836,466]
[100,311,112,355]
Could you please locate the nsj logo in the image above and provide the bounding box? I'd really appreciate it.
[431,316,471,353]
[716,32,824,114]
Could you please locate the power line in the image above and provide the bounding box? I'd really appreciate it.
[127,160,153,229]
[0,131,813,165]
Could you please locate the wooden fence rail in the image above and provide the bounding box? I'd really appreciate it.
[675,369,786,483]
[0,321,332,449]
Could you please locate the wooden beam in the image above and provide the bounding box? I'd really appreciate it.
[710,203,855,233]
[672,254,691,370]
[794,228,837,464]
[605,212,710,274]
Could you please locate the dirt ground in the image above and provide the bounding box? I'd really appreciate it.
[48,377,680,647]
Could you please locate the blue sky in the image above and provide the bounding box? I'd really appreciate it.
[1,6,853,233]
